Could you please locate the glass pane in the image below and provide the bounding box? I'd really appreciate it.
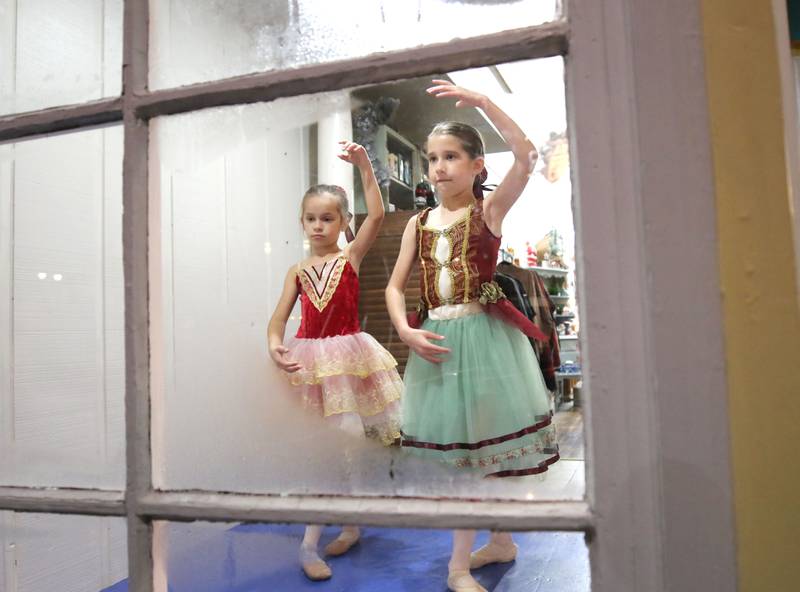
[149,0,561,90]
[151,57,584,501]
[156,519,589,592]
[0,512,127,592]
[0,0,123,115]
[0,126,125,488]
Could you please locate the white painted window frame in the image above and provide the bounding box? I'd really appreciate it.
[0,1,739,591]
[771,0,800,293]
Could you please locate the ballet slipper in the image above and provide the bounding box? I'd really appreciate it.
[447,569,488,592]
[323,530,360,557]
[469,541,518,569]
[302,560,332,581]
[300,545,332,581]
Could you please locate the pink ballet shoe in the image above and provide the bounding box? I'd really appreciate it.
[447,569,488,592]
[469,541,518,569]
[300,545,332,581]
[323,531,360,557]
[301,559,332,581]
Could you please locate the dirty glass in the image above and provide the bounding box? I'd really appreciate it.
[0,0,122,115]
[150,57,585,502]
[149,0,561,90]
[0,512,127,592]
[0,126,125,489]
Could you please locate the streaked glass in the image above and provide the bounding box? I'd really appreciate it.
[149,0,561,90]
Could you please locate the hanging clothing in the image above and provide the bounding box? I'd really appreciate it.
[493,271,536,322]
[530,271,561,391]
[496,261,561,391]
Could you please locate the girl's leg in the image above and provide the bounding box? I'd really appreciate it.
[323,525,361,556]
[490,531,514,547]
[302,524,323,549]
[449,529,477,571]
[469,530,518,570]
[300,525,331,581]
[447,530,486,592]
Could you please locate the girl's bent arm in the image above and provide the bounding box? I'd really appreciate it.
[341,143,385,270]
[386,216,451,364]
[479,97,538,233]
[427,80,538,234]
[385,217,418,336]
[267,265,302,373]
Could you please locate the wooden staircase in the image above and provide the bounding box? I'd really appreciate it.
[356,211,421,374]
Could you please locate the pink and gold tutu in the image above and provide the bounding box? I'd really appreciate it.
[284,254,401,445]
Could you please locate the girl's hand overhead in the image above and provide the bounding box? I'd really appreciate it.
[426,79,488,110]
[337,141,370,168]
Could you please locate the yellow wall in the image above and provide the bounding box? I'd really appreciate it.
[701,1,800,589]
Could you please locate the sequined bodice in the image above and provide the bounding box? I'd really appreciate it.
[416,202,500,310]
[295,255,361,338]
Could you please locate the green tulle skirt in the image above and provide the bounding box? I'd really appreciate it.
[401,311,560,477]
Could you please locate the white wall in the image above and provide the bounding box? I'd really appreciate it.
[0,3,127,588]
[0,127,127,589]
[0,127,125,488]
[0,512,127,592]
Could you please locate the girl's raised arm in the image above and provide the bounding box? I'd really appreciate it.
[427,80,538,234]
[267,265,302,373]
[338,141,385,270]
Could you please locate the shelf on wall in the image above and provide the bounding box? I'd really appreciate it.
[530,265,569,276]
[389,176,413,191]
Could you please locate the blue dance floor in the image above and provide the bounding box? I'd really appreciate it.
[105,523,589,592]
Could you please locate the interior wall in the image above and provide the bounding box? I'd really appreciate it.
[0,127,127,589]
[701,1,800,589]
[0,512,127,592]
[152,124,305,489]
[0,3,128,589]
[0,127,126,488]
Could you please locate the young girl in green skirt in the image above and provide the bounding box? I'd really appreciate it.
[385,80,560,592]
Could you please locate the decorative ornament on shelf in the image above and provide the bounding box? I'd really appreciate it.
[526,241,538,268]
[539,130,570,184]
[535,228,568,269]
[415,180,435,209]
[352,97,401,189]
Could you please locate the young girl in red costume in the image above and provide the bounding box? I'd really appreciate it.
[268,141,402,581]
[386,81,560,592]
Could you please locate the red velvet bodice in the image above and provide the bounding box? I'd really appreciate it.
[416,200,500,308]
[410,200,548,342]
[295,255,361,338]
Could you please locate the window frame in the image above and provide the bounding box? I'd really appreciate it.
[0,1,740,591]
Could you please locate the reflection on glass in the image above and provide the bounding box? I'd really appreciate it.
[155,520,589,592]
[151,57,584,502]
[0,512,127,591]
[0,127,125,489]
[0,0,122,115]
[149,0,560,90]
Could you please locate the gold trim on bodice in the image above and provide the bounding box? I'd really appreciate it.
[297,255,347,312]
[417,204,478,309]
